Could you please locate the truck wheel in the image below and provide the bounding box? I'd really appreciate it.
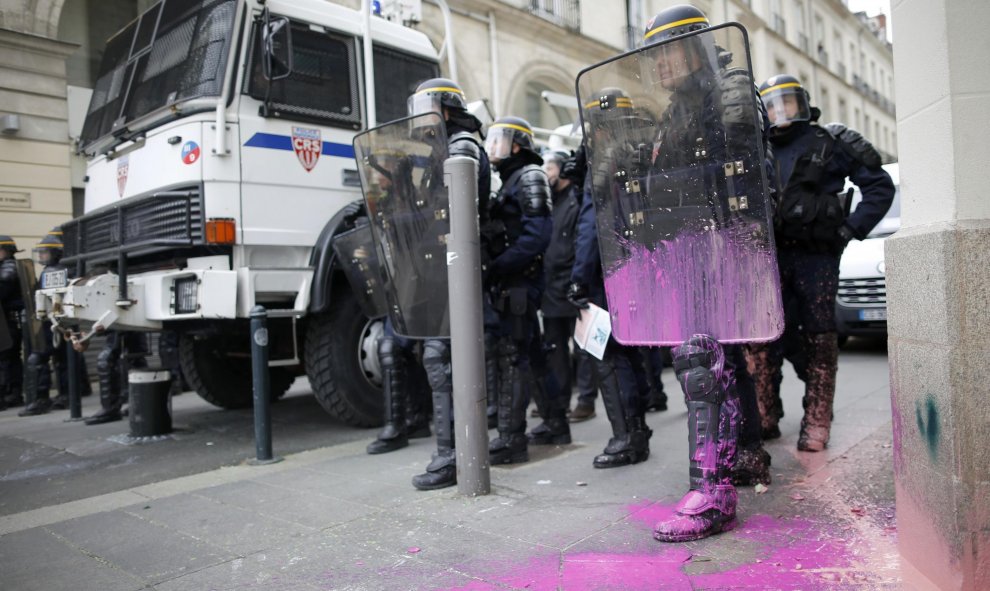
[180,334,294,409]
[305,288,384,427]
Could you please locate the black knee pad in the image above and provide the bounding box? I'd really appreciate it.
[422,339,451,392]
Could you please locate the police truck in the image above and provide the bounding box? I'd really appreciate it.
[35,0,440,426]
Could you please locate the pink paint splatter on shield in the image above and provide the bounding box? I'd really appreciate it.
[604,229,783,345]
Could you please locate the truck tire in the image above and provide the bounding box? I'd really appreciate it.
[305,287,384,427]
[180,334,294,409]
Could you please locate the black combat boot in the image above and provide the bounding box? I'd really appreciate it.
[654,336,739,543]
[592,355,651,468]
[86,342,123,425]
[798,332,838,452]
[367,337,412,454]
[412,383,456,490]
[488,340,530,465]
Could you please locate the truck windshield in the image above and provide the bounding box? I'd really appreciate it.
[80,0,238,153]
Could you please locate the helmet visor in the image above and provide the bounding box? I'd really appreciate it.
[484,126,515,162]
[407,92,443,118]
[761,86,811,128]
[32,247,56,266]
[641,37,710,91]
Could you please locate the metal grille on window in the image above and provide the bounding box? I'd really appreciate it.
[373,46,440,123]
[246,22,361,129]
[79,0,238,151]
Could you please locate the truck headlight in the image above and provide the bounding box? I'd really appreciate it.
[173,277,199,314]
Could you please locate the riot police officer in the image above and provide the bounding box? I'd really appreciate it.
[624,4,775,541]
[752,74,894,451]
[20,229,73,416]
[531,150,579,446]
[483,116,552,465]
[567,91,654,469]
[0,235,24,410]
[404,79,493,489]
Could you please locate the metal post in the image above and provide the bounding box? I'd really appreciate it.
[249,305,282,465]
[444,156,490,495]
[66,339,83,421]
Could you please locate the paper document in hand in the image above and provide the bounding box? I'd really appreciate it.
[573,303,612,360]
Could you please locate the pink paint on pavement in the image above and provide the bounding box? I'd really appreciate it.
[603,228,783,346]
[441,503,880,590]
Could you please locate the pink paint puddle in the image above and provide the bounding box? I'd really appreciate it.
[441,501,880,590]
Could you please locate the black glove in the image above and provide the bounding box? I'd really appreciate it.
[836,224,855,250]
[561,145,587,184]
[566,282,590,310]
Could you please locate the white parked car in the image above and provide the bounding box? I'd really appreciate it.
[835,163,900,343]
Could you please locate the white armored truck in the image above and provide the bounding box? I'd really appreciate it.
[36,0,441,426]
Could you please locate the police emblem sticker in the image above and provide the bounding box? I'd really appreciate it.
[181,141,201,165]
[292,127,322,172]
[116,155,129,197]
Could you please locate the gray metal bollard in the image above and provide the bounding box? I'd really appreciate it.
[128,369,172,437]
[444,156,491,495]
[249,306,282,464]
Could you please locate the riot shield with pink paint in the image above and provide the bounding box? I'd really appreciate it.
[575,23,783,345]
[353,113,451,338]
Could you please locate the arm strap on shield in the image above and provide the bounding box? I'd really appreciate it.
[824,123,883,170]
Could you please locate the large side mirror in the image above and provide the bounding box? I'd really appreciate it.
[262,14,292,81]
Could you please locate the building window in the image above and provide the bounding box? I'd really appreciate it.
[838,98,848,123]
[793,0,807,51]
[854,107,861,130]
[770,0,786,37]
[527,0,581,32]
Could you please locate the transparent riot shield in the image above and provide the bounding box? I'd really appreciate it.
[353,113,450,338]
[576,23,783,345]
[15,258,44,351]
[332,222,388,319]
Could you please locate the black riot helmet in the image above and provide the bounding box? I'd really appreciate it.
[0,235,20,258]
[643,4,710,46]
[33,227,63,266]
[485,116,536,163]
[759,74,814,129]
[583,88,655,150]
[407,77,468,117]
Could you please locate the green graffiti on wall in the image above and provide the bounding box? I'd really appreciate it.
[915,395,939,463]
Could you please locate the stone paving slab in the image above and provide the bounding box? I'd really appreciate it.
[47,510,236,584]
[0,526,146,591]
[196,478,381,530]
[121,492,315,556]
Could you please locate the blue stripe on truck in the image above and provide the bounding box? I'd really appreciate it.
[244,132,355,158]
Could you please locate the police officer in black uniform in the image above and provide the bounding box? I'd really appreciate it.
[751,74,894,451]
[0,235,24,410]
[610,4,777,541]
[406,78,493,489]
[567,90,655,469]
[483,116,552,465]
[19,229,75,415]
[530,150,580,446]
